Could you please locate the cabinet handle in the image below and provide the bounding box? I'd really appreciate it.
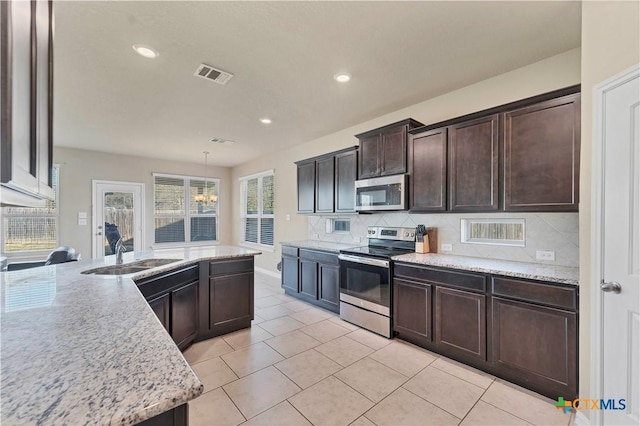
[600,280,622,294]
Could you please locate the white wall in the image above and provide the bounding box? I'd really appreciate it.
[54,147,232,259]
[579,0,640,410]
[230,48,581,274]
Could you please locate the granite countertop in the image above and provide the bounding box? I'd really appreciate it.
[392,253,579,286]
[281,240,362,253]
[0,245,260,425]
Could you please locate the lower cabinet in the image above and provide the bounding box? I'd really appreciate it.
[136,264,199,351]
[197,257,255,340]
[280,246,340,313]
[435,286,486,362]
[393,262,578,400]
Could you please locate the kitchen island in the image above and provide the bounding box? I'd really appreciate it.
[0,246,260,425]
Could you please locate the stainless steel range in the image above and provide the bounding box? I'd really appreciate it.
[338,226,415,338]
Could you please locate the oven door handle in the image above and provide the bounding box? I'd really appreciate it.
[338,254,390,268]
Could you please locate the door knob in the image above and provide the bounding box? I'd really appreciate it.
[96,232,102,236]
[600,280,622,294]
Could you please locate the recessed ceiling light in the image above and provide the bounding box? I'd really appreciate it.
[132,44,159,59]
[334,73,351,83]
[260,118,272,124]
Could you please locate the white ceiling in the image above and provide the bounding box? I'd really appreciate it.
[53,1,581,167]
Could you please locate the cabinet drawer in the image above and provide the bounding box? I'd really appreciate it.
[491,277,577,310]
[394,263,485,292]
[299,249,339,266]
[136,264,199,299]
[210,257,254,277]
[282,246,299,257]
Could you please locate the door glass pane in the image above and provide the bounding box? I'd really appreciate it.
[104,192,134,255]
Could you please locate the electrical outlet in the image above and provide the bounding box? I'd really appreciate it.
[285,214,291,221]
[536,250,555,261]
[441,243,453,252]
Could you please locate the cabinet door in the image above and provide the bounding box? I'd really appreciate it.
[297,161,315,213]
[281,256,299,293]
[492,297,577,399]
[315,156,335,213]
[380,126,407,176]
[335,150,357,212]
[409,128,447,211]
[393,278,432,343]
[318,263,339,311]
[148,293,170,332]
[210,272,253,329]
[299,260,318,300]
[171,280,199,350]
[358,134,381,179]
[435,286,486,361]
[34,0,53,198]
[449,115,499,211]
[504,94,580,211]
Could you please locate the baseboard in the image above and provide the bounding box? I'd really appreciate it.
[573,411,591,426]
[255,266,281,280]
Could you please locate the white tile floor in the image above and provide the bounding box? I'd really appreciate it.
[185,272,576,426]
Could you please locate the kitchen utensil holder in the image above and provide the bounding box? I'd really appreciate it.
[415,235,430,254]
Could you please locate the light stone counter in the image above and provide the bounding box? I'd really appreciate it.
[392,253,579,286]
[281,240,362,253]
[0,245,260,425]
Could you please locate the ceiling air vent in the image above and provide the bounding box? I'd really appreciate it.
[194,64,234,85]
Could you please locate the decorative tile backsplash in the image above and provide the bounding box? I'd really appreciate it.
[308,212,579,267]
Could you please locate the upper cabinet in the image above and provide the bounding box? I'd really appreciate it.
[296,147,358,214]
[0,0,54,207]
[409,86,580,213]
[504,93,580,211]
[356,119,423,179]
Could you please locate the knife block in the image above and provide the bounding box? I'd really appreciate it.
[415,228,438,254]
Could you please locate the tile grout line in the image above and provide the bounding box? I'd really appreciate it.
[399,383,463,422]
[429,361,494,391]
[218,386,247,424]
[456,379,496,425]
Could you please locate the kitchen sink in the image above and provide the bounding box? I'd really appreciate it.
[81,265,150,275]
[128,258,181,268]
[81,258,181,275]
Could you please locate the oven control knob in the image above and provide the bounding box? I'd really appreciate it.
[410,232,415,237]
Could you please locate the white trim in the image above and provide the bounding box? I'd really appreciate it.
[238,169,275,181]
[255,266,281,280]
[151,240,220,250]
[152,171,222,181]
[590,63,640,426]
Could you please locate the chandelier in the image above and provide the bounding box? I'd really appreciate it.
[194,151,218,204]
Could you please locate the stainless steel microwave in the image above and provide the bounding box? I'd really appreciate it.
[355,175,408,211]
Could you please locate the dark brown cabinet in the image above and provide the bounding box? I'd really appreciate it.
[171,281,199,349]
[449,114,499,211]
[334,149,358,212]
[491,276,578,399]
[295,147,358,214]
[356,119,423,179]
[393,278,432,343]
[0,0,54,206]
[435,286,486,361]
[280,246,339,313]
[136,264,200,351]
[199,257,254,339]
[297,160,315,213]
[281,246,299,293]
[392,261,579,400]
[503,93,580,211]
[408,127,447,211]
[315,156,335,213]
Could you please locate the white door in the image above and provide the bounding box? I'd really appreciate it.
[92,181,144,259]
[593,65,640,425]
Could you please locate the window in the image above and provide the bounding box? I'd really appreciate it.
[1,166,59,255]
[240,170,274,248]
[153,174,219,245]
[460,218,525,247]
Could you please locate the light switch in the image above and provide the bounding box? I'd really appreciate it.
[78,212,87,226]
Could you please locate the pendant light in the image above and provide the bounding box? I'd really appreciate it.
[194,151,218,204]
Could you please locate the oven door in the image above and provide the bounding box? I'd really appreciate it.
[338,254,390,314]
[355,175,407,211]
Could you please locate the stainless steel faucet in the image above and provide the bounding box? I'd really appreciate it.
[115,238,127,265]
